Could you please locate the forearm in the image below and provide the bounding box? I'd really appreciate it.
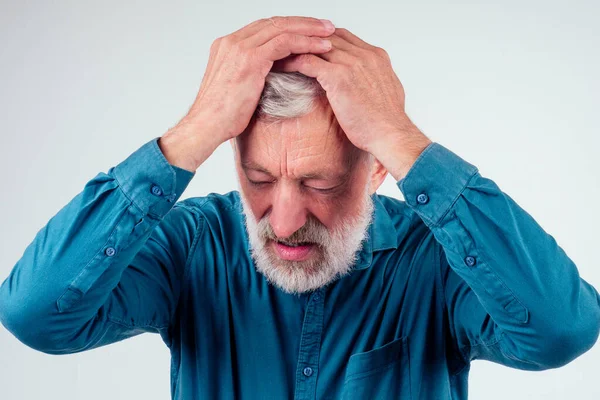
[399,142,600,368]
[0,138,195,353]
[437,171,600,368]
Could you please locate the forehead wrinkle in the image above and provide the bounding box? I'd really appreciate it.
[240,121,281,178]
[244,150,350,181]
[321,109,351,166]
[243,150,355,182]
[280,119,298,178]
[280,118,313,178]
[257,122,283,171]
[288,113,346,176]
[250,107,353,180]
[287,141,343,179]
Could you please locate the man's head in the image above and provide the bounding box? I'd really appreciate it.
[232,71,388,294]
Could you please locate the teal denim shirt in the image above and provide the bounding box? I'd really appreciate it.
[1,137,598,399]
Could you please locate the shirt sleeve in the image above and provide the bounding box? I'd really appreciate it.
[398,142,600,371]
[0,136,201,354]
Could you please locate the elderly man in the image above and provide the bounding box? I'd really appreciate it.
[0,16,598,400]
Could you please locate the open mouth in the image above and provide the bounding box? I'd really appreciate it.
[276,240,313,247]
[271,239,316,261]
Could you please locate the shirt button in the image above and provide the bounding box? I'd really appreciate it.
[313,293,321,301]
[416,193,429,204]
[465,256,476,267]
[150,184,163,196]
[303,367,313,377]
[105,247,116,257]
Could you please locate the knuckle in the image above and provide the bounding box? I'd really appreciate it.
[290,33,304,46]
[276,16,290,29]
[210,37,225,53]
[374,46,389,58]
[311,36,325,46]
[242,19,264,33]
[220,35,234,48]
[296,53,314,64]
[280,33,299,48]
[365,54,380,67]
[271,34,287,49]
[268,16,288,30]
[231,40,244,52]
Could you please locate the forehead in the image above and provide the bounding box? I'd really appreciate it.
[236,103,360,177]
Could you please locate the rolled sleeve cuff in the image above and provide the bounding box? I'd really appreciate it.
[397,142,478,227]
[109,136,195,218]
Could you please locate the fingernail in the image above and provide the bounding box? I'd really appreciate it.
[320,19,335,31]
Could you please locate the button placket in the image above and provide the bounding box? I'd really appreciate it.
[293,288,325,400]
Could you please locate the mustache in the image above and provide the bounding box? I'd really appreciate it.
[257,214,331,245]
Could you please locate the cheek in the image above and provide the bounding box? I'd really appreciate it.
[241,185,271,220]
[307,193,354,230]
[315,181,368,228]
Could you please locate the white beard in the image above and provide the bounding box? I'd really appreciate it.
[239,187,374,294]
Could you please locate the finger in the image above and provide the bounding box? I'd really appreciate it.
[241,16,335,47]
[325,33,356,52]
[257,33,333,62]
[272,53,335,80]
[315,46,358,65]
[315,34,362,64]
[333,28,375,51]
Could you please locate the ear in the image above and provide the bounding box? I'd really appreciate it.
[368,156,388,195]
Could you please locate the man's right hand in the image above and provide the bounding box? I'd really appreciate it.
[159,16,335,172]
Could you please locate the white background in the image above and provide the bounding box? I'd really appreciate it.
[0,0,598,398]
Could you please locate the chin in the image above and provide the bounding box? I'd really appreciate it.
[252,242,350,295]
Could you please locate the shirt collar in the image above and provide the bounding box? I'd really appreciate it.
[353,193,399,271]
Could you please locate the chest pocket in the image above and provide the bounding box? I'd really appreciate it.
[340,336,411,400]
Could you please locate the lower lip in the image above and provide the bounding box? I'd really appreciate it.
[272,240,315,261]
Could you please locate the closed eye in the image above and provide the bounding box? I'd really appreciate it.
[248,179,274,187]
[304,183,342,193]
[247,178,343,193]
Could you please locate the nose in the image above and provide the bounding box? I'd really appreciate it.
[269,183,307,239]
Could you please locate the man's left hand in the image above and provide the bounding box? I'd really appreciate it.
[273,27,433,181]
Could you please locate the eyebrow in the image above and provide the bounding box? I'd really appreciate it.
[241,161,351,181]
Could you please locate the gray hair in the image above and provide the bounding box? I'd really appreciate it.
[254,71,326,120]
[245,71,373,166]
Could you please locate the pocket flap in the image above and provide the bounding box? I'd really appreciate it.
[345,336,408,380]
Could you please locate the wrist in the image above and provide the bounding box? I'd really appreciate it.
[159,119,222,172]
[371,125,432,182]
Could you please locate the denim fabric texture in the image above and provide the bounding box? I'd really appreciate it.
[1,137,598,399]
